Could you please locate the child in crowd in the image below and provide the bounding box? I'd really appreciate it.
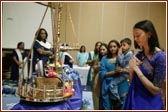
[109,38,133,106]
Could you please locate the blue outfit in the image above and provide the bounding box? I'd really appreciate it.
[64,55,73,68]
[87,51,98,86]
[99,56,129,110]
[124,51,166,110]
[33,40,52,71]
[76,52,89,67]
[109,50,133,103]
[11,49,27,81]
[59,51,73,68]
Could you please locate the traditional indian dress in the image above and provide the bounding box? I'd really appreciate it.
[11,49,27,81]
[99,56,129,110]
[76,52,89,67]
[92,59,101,109]
[87,51,98,86]
[124,50,166,110]
[33,40,52,74]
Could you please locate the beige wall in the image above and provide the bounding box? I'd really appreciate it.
[59,2,166,61]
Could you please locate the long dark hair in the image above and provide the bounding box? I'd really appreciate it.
[107,40,120,58]
[79,45,86,53]
[94,41,102,54]
[99,43,108,61]
[35,28,48,43]
[17,42,24,49]
[133,20,160,54]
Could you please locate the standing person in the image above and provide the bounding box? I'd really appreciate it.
[109,38,133,109]
[86,41,102,86]
[76,45,89,67]
[100,40,130,110]
[99,40,118,110]
[11,42,28,81]
[92,43,108,110]
[124,20,166,110]
[33,28,53,75]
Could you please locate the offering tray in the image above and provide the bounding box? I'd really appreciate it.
[17,76,74,103]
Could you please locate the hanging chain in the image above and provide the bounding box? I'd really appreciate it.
[50,2,63,68]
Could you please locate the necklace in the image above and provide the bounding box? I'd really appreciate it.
[108,57,116,63]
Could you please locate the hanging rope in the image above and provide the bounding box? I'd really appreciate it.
[67,4,78,43]
[19,4,49,80]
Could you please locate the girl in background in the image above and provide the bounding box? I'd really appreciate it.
[33,28,53,75]
[99,40,129,110]
[86,41,102,86]
[92,43,108,109]
[76,45,89,67]
[11,42,27,81]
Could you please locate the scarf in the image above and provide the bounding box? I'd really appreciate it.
[15,49,28,80]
